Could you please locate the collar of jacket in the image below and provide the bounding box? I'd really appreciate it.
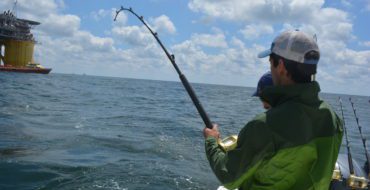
[260,81,321,107]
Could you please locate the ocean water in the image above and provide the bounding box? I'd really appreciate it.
[0,73,369,190]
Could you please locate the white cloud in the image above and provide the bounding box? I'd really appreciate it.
[341,0,351,7]
[56,0,65,9]
[91,8,128,27]
[187,0,352,46]
[190,33,228,48]
[187,0,370,94]
[150,15,176,34]
[1,0,368,95]
[112,25,155,47]
[171,32,266,79]
[359,41,370,47]
[112,13,176,36]
[230,37,245,49]
[91,9,110,21]
[311,8,353,42]
[40,14,81,37]
[112,14,176,47]
[35,30,168,77]
[74,31,115,52]
[15,0,58,18]
[188,0,324,23]
[1,0,80,38]
[1,0,170,77]
[240,24,274,40]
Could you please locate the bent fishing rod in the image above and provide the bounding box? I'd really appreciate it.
[349,98,370,178]
[339,97,355,176]
[114,6,213,129]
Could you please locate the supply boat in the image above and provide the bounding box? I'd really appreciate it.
[0,7,51,74]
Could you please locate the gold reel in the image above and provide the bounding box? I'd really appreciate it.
[347,175,368,189]
[218,135,238,152]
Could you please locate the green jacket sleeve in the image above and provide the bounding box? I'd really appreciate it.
[205,118,275,189]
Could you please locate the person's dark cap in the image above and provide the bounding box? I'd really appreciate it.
[252,72,273,97]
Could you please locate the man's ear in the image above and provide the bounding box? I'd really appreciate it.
[277,59,288,76]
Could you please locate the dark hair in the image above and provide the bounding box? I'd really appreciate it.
[270,51,319,83]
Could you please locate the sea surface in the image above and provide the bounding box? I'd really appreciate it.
[0,73,369,190]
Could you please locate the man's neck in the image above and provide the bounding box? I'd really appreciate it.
[277,75,295,86]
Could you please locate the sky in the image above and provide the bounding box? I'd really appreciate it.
[0,0,369,96]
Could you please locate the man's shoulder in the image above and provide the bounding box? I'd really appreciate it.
[241,112,269,134]
[252,112,267,123]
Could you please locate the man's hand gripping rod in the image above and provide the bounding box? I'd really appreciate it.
[114,6,213,129]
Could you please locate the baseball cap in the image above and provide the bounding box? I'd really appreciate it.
[252,71,273,97]
[258,30,320,65]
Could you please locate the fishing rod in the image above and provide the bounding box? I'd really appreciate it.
[114,6,213,129]
[349,97,370,178]
[339,97,369,189]
[339,97,355,176]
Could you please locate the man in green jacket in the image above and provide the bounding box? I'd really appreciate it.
[203,30,343,190]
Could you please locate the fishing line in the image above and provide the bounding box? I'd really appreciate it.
[114,6,213,129]
[349,97,370,178]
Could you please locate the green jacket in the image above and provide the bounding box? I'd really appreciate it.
[205,82,343,190]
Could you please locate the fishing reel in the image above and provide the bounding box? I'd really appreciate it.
[332,168,342,181]
[330,174,369,190]
[332,173,369,189]
[331,161,369,189]
[347,175,368,189]
[218,135,238,152]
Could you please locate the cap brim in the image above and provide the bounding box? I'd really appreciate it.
[258,49,271,58]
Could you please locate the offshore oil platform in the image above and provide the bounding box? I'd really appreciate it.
[0,7,51,74]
